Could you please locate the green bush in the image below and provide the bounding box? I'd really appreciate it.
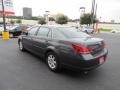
[55,14,68,25]
[49,17,55,21]
[38,18,46,25]
[10,20,15,25]
[80,13,96,25]
[16,19,22,24]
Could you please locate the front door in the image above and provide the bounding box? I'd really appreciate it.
[23,26,40,53]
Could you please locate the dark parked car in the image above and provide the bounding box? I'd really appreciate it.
[18,26,108,72]
[9,25,29,37]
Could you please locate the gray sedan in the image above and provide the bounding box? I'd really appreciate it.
[18,26,108,72]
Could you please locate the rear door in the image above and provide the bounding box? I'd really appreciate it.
[23,26,39,52]
[31,27,51,57]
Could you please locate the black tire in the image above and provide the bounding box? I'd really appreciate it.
[91,31,94,34]
[46,52,61,72]
[112,31,115,33]
[85,30,88,34]
[19,40,25,51]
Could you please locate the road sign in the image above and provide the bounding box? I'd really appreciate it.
[0,0,14,15]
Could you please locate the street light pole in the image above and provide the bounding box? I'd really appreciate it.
[45,11,50,24]
[79,7,85,26]
[1,0,6,32]
[80,7,85,15]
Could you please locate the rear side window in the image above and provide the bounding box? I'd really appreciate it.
[52,28,66,39]
[28,27,39,36]
[36,27,50,37]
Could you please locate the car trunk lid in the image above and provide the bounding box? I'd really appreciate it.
[70,37,105,55]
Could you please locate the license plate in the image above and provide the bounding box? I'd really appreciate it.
[99,57,104,64]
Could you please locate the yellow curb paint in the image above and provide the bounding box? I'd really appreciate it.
[2,31,10,40]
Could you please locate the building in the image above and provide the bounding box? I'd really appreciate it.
[111,20,115,23]
[23,7,32,19]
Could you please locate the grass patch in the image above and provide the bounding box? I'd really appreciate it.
[100,28,111,32]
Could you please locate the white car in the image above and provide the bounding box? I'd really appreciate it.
[0,26,4,35]
[111,29,120,33]
[79,26,94,34]
[0,25,18,35]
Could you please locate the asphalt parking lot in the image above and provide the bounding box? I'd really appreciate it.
[0,33,120,90]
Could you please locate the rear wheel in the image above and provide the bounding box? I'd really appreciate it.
[85,30,88,34]
[19,40,25,51]
[112,31,115,33]
[46,52,61,72]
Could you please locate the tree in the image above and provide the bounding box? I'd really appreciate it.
[10,20,15,25]
[49,17,55,21]
[55,14,68,25]
[38,18,46,25]
[80,13,96,25]
[16,19,22,24]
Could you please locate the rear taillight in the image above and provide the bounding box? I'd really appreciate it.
[72,44,93,54]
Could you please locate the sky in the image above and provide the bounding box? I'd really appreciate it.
[13,0,120,22]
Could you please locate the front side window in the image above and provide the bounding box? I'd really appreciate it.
[36,27,50,37]
[28,26,39,36]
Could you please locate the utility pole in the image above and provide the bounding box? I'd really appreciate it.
[94,4,97,18]
[1,0,6,31]
[1,0,10,40]
[91,0,95,28]
[94,4,99,33]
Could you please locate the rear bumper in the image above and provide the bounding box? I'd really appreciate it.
[61,49,108,71]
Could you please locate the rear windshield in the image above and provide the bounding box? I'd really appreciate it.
[57,27,91,38]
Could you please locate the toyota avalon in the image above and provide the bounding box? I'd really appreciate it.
[18,26,108,72]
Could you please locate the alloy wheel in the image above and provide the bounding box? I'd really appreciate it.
[47,54,57,69]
